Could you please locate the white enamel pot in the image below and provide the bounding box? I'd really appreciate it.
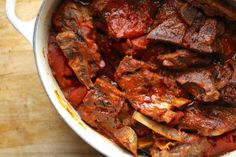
[5,0,236,157]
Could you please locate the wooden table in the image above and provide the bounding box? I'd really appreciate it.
[0,1,103,156]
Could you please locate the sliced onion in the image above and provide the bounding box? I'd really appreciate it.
[133,111,188,142]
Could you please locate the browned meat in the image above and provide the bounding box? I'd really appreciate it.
[221,83,236,107]
[115,56,191,124]
[158,49,212,70]
[185,0,236,21]
[100,0,154,39]
[148,17,187,46]
[147,0,235,54]
[217,60,236,106]
[217,32,236,60]
[189,19,218,53]
[56,31,105,89]
[177,59,236,104]
[179,104,236,136]
[179,3,198,25]
[177,68,220,102]
[77,77,138,154]
[53,1,92,32]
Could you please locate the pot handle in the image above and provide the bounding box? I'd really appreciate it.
[6,0,37,45]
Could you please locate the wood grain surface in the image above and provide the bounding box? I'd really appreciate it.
[0,0,103,157]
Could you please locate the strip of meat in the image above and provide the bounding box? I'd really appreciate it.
[185,0,236,21]
[77,77,138,154]
[179,103,236,136]
[56,31,105,89]
[115,56,191,124]
[158,49,212,70]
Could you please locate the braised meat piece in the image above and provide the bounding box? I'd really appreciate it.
[148,0,234,54]
[179,104,236,136]
[115,56,191,124]
[148,17,187,46]
[100,0,155,39]
[158,49,212,70]
[53,1,92,32]
[217,60,236,106]
[189,19,218,53]
[179,3,198,25]
[177,59,236,104]
[56,31,105,89]
[221,83,236,107]
[185,0,236,21]
[77,77,138,154]
[177,68,220,102]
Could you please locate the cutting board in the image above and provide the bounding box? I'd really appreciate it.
[0,0,103,156]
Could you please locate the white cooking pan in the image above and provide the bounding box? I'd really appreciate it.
[5,0,236,156]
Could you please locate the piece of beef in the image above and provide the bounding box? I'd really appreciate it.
[216,23,236,60]
[216,60,236,106]
[177,59,236,104]
[53,1,92,32]
[221,83,236,107]
[176,68,220,102]
[147,17,188,46]
[115,56,191,124]
[189,19,218,53]
[148,0,234,55]
[179,103,236,136]
[217,34,236,60]
[77,77,138,154]
[100,0,155,39]
[179,3,198,25]
[56,31,105,89]
[185,0,236,21]
[158,49,212,70]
